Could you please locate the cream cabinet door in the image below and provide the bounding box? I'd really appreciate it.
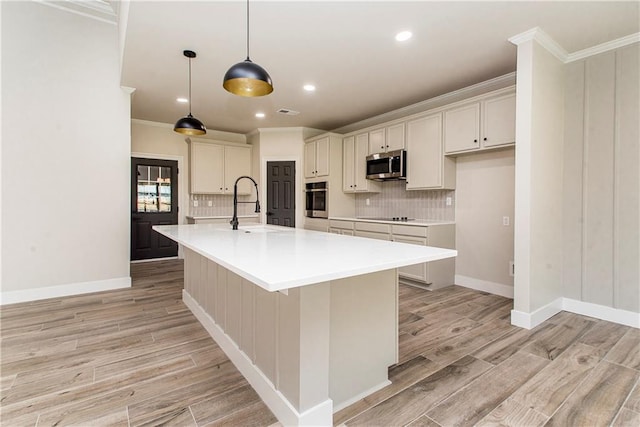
[406,113,443,189]
[190,142,224,194]
[224,146,252,195]
[304,141,317,178]
[482,93,516,147]
[354,133,370,191]
[342,136,356,192]
[393,235,429,283]
[386,123,405,152]
[444,102,481,153]
[368,128,386,154]
[315,136,330,177]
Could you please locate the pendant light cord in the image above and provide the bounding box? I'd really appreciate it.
[246,0,250,60]
[188,56,193,115]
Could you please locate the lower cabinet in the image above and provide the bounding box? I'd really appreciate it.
[329,220,456,289]
[392,234,429,283]
[304,217,329,232]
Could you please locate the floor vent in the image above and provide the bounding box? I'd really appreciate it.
[277,108,300,116]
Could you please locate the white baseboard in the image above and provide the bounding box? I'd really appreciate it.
[455,275,514,298]
[0,276,131,305]
[511,297,639,330]
[562,298,640,329]
[182,290,333,426]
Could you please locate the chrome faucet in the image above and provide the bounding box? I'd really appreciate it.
[231,175,260,230]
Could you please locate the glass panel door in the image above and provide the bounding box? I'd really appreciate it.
[136,165,172,213]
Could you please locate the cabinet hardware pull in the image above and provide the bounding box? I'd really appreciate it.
[474,139,478,143]
[484,137,487,141]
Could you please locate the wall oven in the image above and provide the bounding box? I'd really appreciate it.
[305,181,328,218]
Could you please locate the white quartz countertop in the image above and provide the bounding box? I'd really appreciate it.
[153,224,457,292]
[330,217,455,226]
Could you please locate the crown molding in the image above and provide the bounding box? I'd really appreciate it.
[510,27,640,64]
[567,32,640,63]
[34,0,118,25]
[508,27,568,63]
[332,72,516,134]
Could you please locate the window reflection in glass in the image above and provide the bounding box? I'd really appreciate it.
[137,165,171,212]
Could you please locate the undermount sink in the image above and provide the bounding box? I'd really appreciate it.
[239,226,277,234]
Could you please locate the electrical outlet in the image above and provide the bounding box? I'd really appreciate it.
[446,197,452,206]
[193,200,198,207]
[503,216,510,226]
[366,198,370,206]
[208,201,213,207]
[509,261,515,277]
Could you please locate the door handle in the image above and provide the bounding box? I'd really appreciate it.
[266,212,274,216]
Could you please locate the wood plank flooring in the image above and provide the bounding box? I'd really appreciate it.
[1,259,639,426]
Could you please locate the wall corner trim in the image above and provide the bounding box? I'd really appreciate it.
[511,297,640,330]
[508,27,568,63]
[510,298,563,329]
[0,276,131,305]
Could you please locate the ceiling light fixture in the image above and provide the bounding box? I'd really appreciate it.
[303,84,316,92]
[174,50,207,135]
[395,31,413,42]
[176,97,188,103]
[223,0,273,97]
[255,112,265,118]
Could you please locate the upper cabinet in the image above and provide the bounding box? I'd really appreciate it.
[367,123,406,155]
[405,113,455,190]
[189,141,252,195]
[304,136,330,178]
[343,134,380,193]
[444,92,516,155]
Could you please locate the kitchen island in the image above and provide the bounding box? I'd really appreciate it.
[153,223,457,426]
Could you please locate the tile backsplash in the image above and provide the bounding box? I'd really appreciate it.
[355,181,455,221]
[189,194,256,217]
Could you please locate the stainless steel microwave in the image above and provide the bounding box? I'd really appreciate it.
[366,149,407,180]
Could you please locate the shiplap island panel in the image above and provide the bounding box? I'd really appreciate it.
[153,224,457,426]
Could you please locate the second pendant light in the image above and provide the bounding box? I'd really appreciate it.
[174,50,207,135]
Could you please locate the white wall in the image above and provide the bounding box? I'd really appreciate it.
[1,2,131,302]
[253,128,306,228]
[455,149,515,296]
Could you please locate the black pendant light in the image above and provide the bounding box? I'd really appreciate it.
[174,50,207,135]
[223,0,273,97]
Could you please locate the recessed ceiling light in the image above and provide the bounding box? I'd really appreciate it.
[303,84,316,92]
[255,112,265,118]
[395,31,412,42]
[176,97,188,103]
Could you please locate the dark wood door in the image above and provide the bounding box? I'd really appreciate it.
[266,161,295,227]
[131,157,179,260]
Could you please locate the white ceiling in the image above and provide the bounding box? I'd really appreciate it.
[120,1,639,135]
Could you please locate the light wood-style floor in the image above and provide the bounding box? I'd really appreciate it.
[1,259,639,426]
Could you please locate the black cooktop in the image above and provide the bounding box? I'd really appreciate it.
[360,217,415,222]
